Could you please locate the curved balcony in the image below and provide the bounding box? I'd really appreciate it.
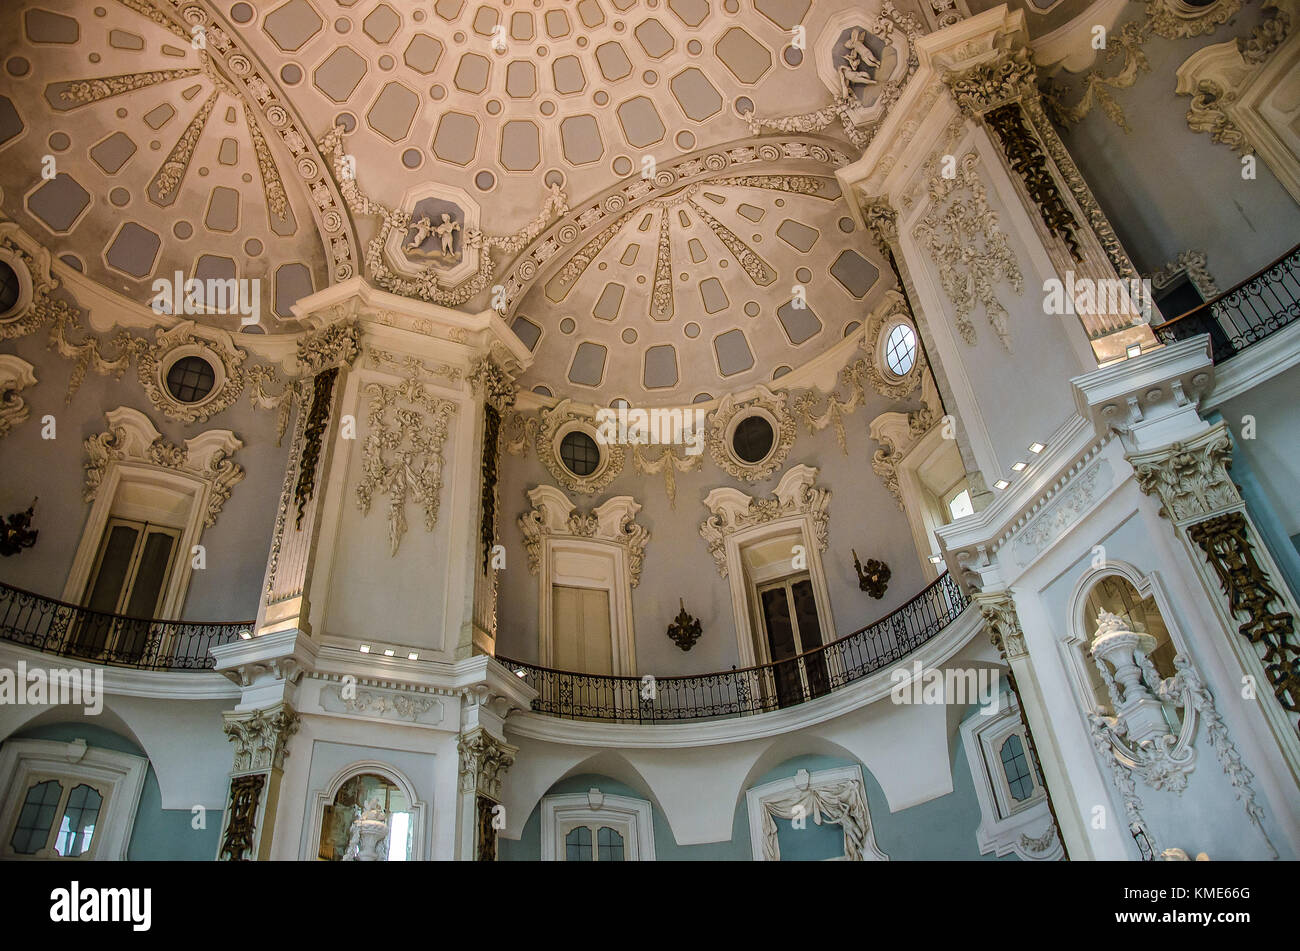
[1152,242,1300,362]
[499,572,970,723]
[0,581,250,671]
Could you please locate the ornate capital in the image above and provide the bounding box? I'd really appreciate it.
[469,357,517,413]
[457,727,517,801]
[297,319,361,375]
[1128,423,1239,524]
[858,195,899,253]
[944,48,1038,117]
[222,702,301,773]
[976,591,1028,661]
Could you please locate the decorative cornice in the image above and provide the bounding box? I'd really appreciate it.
[84,406,244,527]
[700,465,830,577]
[518,486,649,587]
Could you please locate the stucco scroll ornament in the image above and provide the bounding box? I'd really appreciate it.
[501,410,539,456]
[707,385,797,483]
[976,591,1028,661]
[83,406,244,527]
[468,357,517,413]
[700,465,829,578]
[912,151,1023,351]
[517,486,649,587]
[1147,250,1220,302]
[0,355,36,437]
[1146,0,1243,39]
[863,294,926,400]
[791,358,870,456]
[355,378,457,557]
[536,399,626,495]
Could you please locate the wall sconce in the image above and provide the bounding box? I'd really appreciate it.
[1,498,38,557]
[852,550,890,599]
[666,599,702,651]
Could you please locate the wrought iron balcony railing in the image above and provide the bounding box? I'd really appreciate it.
[0,581,250,671]
[1152,243,1300,362]
[499,571,970,723]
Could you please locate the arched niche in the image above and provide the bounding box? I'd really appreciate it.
[306,761,428,862]
[1064,562,1184,715]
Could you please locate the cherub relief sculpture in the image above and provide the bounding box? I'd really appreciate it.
[838,28,883,99]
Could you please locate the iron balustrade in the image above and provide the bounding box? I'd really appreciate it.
[0,580,250,670]
[1152,243,1300,362]
[499,571,970,722]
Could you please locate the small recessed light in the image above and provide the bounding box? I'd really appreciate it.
[359,645,371,653]
[1028,442,1045,454]
[929,555,944,564]
[1011,461,1027,472]
[1126,344,1142,358]
[515,668,528,678]
[408,652,419,660]
[240,631,252,640]
[383,649,395,657]
[994,479,1009,490]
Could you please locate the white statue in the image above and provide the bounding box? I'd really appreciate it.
[406,215,433,252]
[838,50,880,99]
[341,797,390,861]
[434,212,461,257]
[842,28,881,70]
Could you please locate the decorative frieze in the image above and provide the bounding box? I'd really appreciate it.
[355,378,458,556]
[700,465,829,577]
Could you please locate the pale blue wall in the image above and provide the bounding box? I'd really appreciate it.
[501,739,1016,861]
[7,722,220,860]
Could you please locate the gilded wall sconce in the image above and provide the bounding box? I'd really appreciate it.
[666,599,702,651]
[0,498,37,557]
[852,549,890,599]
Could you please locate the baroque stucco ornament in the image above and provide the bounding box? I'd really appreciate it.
[0,355,37,438]
[535,399,626,496]
[1129,423,1238,524]
[708,385,798,483]
[355,377,458,557]
[913,151,1024,351]
[518,485,649,587]
[457,727,518,800]
[83,406,244,528]
[700,465,830,578]
[135,320,247,424]
[223,702,301,773]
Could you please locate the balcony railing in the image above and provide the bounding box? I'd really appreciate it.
[0,581,250,671]
[1152,243,1300,362]
[499,572,970,723]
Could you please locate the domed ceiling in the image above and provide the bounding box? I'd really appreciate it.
[0,0,1089,402]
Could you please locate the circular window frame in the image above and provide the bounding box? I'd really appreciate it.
[137,328,247,423]
[540,412,625,495]
[863,300,925,400]
[879,320,918,382]
[725,409,779,468]
[0,248,35,328]
[162,350,222,406]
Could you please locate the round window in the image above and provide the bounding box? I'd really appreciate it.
[884,323,917,377]
[0,261,21,318]
[732,414,775,464]
[165,355,217,403]
[559,430,601,477]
